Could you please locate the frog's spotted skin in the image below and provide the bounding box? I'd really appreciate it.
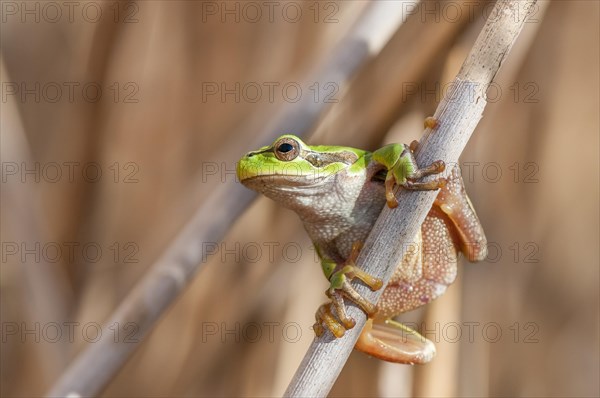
[238,134,487,364]
[376,207,458,318]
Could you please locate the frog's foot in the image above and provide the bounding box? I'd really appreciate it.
[384,158,447,208]
[355,318,436,364]
[314,261,383,338]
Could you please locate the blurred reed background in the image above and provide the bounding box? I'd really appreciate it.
[1,0,598,397]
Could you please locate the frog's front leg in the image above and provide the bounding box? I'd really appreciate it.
[372,143,446,208]
[313,242,383,338]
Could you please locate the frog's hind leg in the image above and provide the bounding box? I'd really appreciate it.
[355,318,436,364]
[435,166,487,262]
[354,206,460,363]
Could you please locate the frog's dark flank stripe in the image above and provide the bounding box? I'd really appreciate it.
[302,150,358,168]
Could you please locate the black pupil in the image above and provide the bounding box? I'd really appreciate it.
[278,143,294,153]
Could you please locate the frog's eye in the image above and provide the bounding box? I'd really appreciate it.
[273,138,300,161]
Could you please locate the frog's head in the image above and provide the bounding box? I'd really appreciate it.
[237,134,366,198]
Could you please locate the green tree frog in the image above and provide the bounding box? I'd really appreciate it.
[236,132,487,364]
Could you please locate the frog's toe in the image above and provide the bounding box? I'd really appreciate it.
[384,170,399,208]
[406,159,446,181]
[409,140,419,152]
[314,303,347,338]
[327,287,357,330]
[402,178,447,191]
[337,279,378,317]
[424,116,439,129]
[355,318,436,364]
[342,264,383,291]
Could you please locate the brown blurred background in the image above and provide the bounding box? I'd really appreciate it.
[1,0,598,397]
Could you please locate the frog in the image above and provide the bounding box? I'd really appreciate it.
[236,131,487,364]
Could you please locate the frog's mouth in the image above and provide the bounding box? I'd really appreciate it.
[240,171,334,190]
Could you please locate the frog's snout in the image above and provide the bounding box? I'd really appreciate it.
[236,159,246,181]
